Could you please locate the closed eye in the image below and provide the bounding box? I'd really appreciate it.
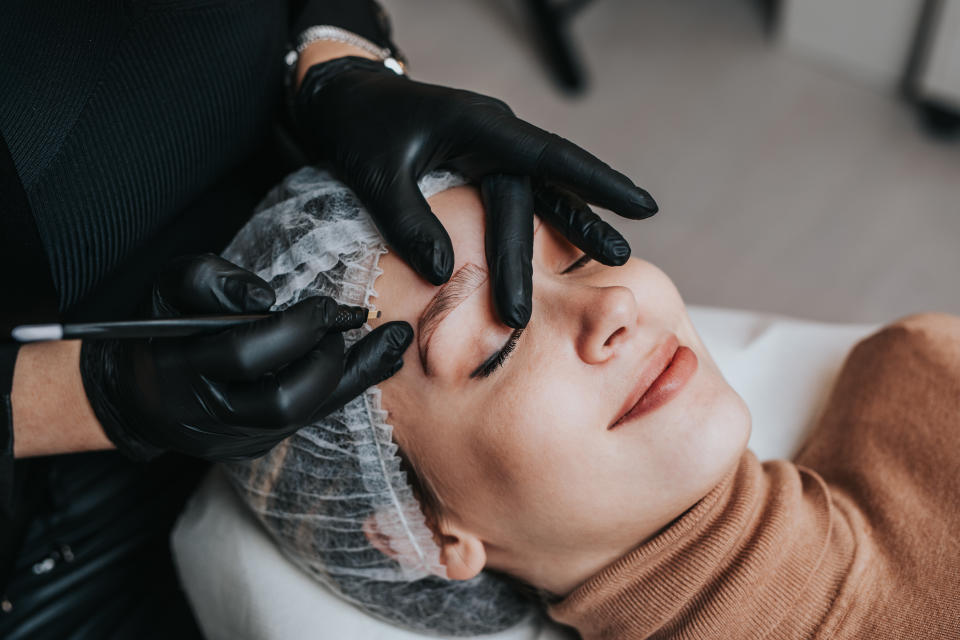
[562,254,592,274]
[470,328,524,379]
[470,254,591,379]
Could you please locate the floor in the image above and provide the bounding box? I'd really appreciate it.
[379,0,960,324]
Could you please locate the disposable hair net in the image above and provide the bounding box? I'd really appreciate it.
[220,166,536,636]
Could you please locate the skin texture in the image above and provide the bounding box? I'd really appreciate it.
[12,340,112,457]
[368,186,752,596]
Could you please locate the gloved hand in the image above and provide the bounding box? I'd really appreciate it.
[294,57,658,328]
[79,254,413,461]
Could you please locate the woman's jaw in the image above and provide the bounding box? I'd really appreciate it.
[368,185,752,596]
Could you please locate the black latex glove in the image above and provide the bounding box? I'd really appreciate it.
[295,57,658,328]
[79,254,413,461]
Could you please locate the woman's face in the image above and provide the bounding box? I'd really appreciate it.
[369,186,751,595]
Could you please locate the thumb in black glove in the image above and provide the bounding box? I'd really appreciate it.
[80,254,413,461]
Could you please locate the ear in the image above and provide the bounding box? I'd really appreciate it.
[435,520,487,581]
[363,511,486,581]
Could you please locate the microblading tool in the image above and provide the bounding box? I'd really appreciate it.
[10,306,381,343]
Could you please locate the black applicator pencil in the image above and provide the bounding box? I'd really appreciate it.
[10,305,382,343]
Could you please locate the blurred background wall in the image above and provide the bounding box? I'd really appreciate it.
[379,0,960,324]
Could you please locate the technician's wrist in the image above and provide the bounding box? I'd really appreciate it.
[79,339,163,461]
[293,55,405,161]
[295,40,378,90]
[286,22,407,119]
[12,341,114,457]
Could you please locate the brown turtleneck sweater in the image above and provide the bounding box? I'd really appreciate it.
[550,313,960,639]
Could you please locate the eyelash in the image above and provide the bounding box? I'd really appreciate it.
[562,253,592,274]
[470,254,592,379]
[472,327,524,379]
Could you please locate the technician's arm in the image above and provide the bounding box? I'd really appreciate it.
[11,341,113,457]
[3,255,413,464]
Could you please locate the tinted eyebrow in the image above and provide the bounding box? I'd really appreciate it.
[417,262,488,375]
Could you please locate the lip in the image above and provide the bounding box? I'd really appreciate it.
[609,336,699,430]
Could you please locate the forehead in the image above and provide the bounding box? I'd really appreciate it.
[369,185,552,333]
[369,186,488,333]
[424,185,547,272]
[428,186,489,267]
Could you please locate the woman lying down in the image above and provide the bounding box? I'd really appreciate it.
[221,167,960,639]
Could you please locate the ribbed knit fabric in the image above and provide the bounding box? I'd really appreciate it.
[0,0,387,314]
[550,313,960,639]
[0,0,290,311]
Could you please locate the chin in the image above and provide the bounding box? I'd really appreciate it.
[681,384,752,492]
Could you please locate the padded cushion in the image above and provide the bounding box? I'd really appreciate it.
[171,305,881,640]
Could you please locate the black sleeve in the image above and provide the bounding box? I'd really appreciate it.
[0,129,54,518]
[290,0,394,49]
[0,342,19,516]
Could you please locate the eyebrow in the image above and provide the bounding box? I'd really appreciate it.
[417,262,488,375]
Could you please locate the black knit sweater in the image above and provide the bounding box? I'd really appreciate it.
[0,0,392,313]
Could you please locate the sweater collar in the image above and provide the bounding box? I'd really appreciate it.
[548,451,856,639]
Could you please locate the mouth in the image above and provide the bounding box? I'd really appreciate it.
[609,334,698,430]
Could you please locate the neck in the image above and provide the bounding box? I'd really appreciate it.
[549,451,858,639]
[494,546,628,598]
[489,465,741,596]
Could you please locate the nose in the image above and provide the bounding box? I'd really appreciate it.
[575,285,638,365]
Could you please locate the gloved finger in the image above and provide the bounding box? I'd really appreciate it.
[481,174,534,328]
[212,438,283,461]
[153,253,276,316]
[212,331,345,430]
[190,296,340,380]
[360,175,454,286]
[534,182,632,266]
[312,321,414,418]
[469,116,658,219]
[159,422,276,461]
[189,427,286,461]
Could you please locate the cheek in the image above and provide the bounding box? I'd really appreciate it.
[456,374,608,524]
[622,259,723,375]
[685,376,751,467]
[627,365,751,504]
[376,373,418,455]
[379,373,493,508]
[634,260,688,323]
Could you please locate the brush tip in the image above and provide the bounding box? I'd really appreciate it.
[11,324,64,342]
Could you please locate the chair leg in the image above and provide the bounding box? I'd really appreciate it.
[524,0,589,93]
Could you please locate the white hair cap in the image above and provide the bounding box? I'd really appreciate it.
[220,166,534,635]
